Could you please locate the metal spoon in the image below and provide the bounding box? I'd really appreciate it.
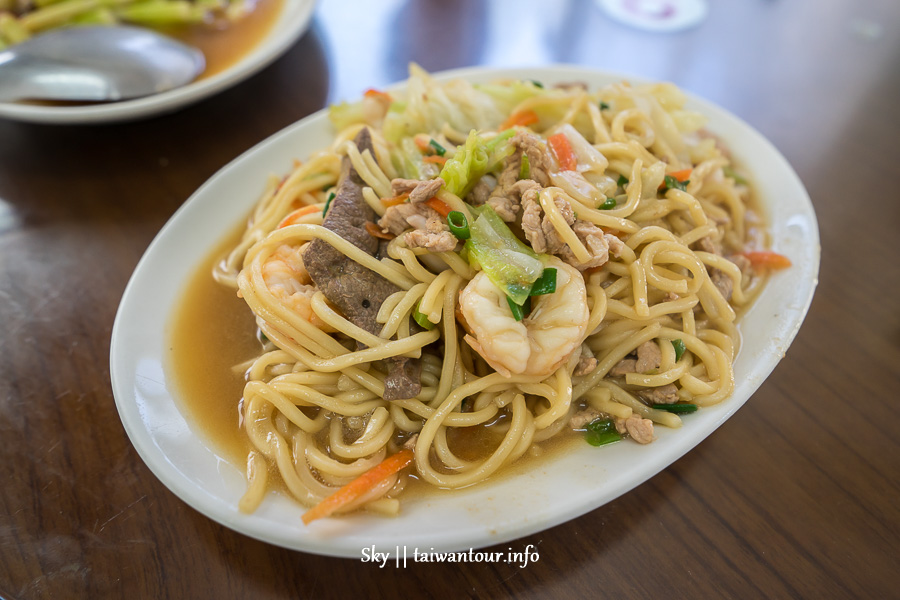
[0,26,205,103]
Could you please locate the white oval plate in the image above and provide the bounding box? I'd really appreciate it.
[110,66,819,558]
[0,0,315,125]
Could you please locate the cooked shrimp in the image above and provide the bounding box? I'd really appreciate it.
[262,243,334,332]
[459,256,589,377]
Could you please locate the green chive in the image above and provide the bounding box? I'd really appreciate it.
[507,296,525,321]
[663,175,688,193]
[428,139,446,156]
[530,79,544,89]
[447,211,470,240]
[321,183,332,192]
[323,192,335,216]
[617,174,629,187]
[585,418,622,446]
[599,101,610,110]
[653,403,698,414]
[529,267,557,296]
[671,339,686,361]
[518,153,531,180]
[413,302,435,330]
[599,197,617,210]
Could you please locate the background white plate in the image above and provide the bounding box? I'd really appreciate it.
[110,66,819,558]
[0,0,315,125]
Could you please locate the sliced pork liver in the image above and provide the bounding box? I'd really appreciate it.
[303,128,421,400]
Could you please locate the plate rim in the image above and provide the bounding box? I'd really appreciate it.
[110,64,820,558]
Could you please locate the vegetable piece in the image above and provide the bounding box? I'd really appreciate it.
[500,109,539,130]
[115,1,208,26]
[653,403,698,414]
[723,166,748,185]
[413,302,436,330]
[519,153,531,180]
[423,155,448,165]
[671,339,686,361]
[661,175,688,192]
[428,139,447,156]
[365,222,393,240]
[585,418,622,447]
[424,197,453,218]
[329,101,364,130]
[529,79,545,89]
[742,251,792,270]
[617,174,629,187]
[668,168,692,182]
[413,135,431,152]
[599,197,617,210]
[529,267,557,296]
[599,101,610,110]
[322,192,336,216]
[301,449,415,524]
[439,129,514,197]
[394,137,431,180]
[476,80,547,116]
[363,88,392,102]
[277,204,321,228]
[554,124,609,174]
[507,296,525,321]
[548,132,577,171]
[381,192,410,208]
[447,211,470,240]
[465,206,544,305]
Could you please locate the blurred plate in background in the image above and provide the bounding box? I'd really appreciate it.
[0,0,316,125]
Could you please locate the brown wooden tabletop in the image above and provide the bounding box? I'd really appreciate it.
[2,1,899,598]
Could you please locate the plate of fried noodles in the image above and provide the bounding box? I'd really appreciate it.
[110,65,819,557]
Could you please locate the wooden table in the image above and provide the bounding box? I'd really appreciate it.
[2,1,898,597]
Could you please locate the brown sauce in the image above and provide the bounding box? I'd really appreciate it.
[163,0,285,80]
[167,225,260,465]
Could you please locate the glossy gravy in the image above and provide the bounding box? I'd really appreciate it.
[168,226,260,465]
[165,0,285,80]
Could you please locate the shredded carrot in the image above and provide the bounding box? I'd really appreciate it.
[425,197,453,217]
[413,134,431,152]
[669,168,692,182]
[381,192,409,208]
[277,204,321,228]
[548,132,577,171]
[500,109,539,130]
[364,88,392,102]
[423,155,448,165]
[292,158,303,168]
[365,222,394,240]
[742,251,792,270]
[302,449,415,524]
